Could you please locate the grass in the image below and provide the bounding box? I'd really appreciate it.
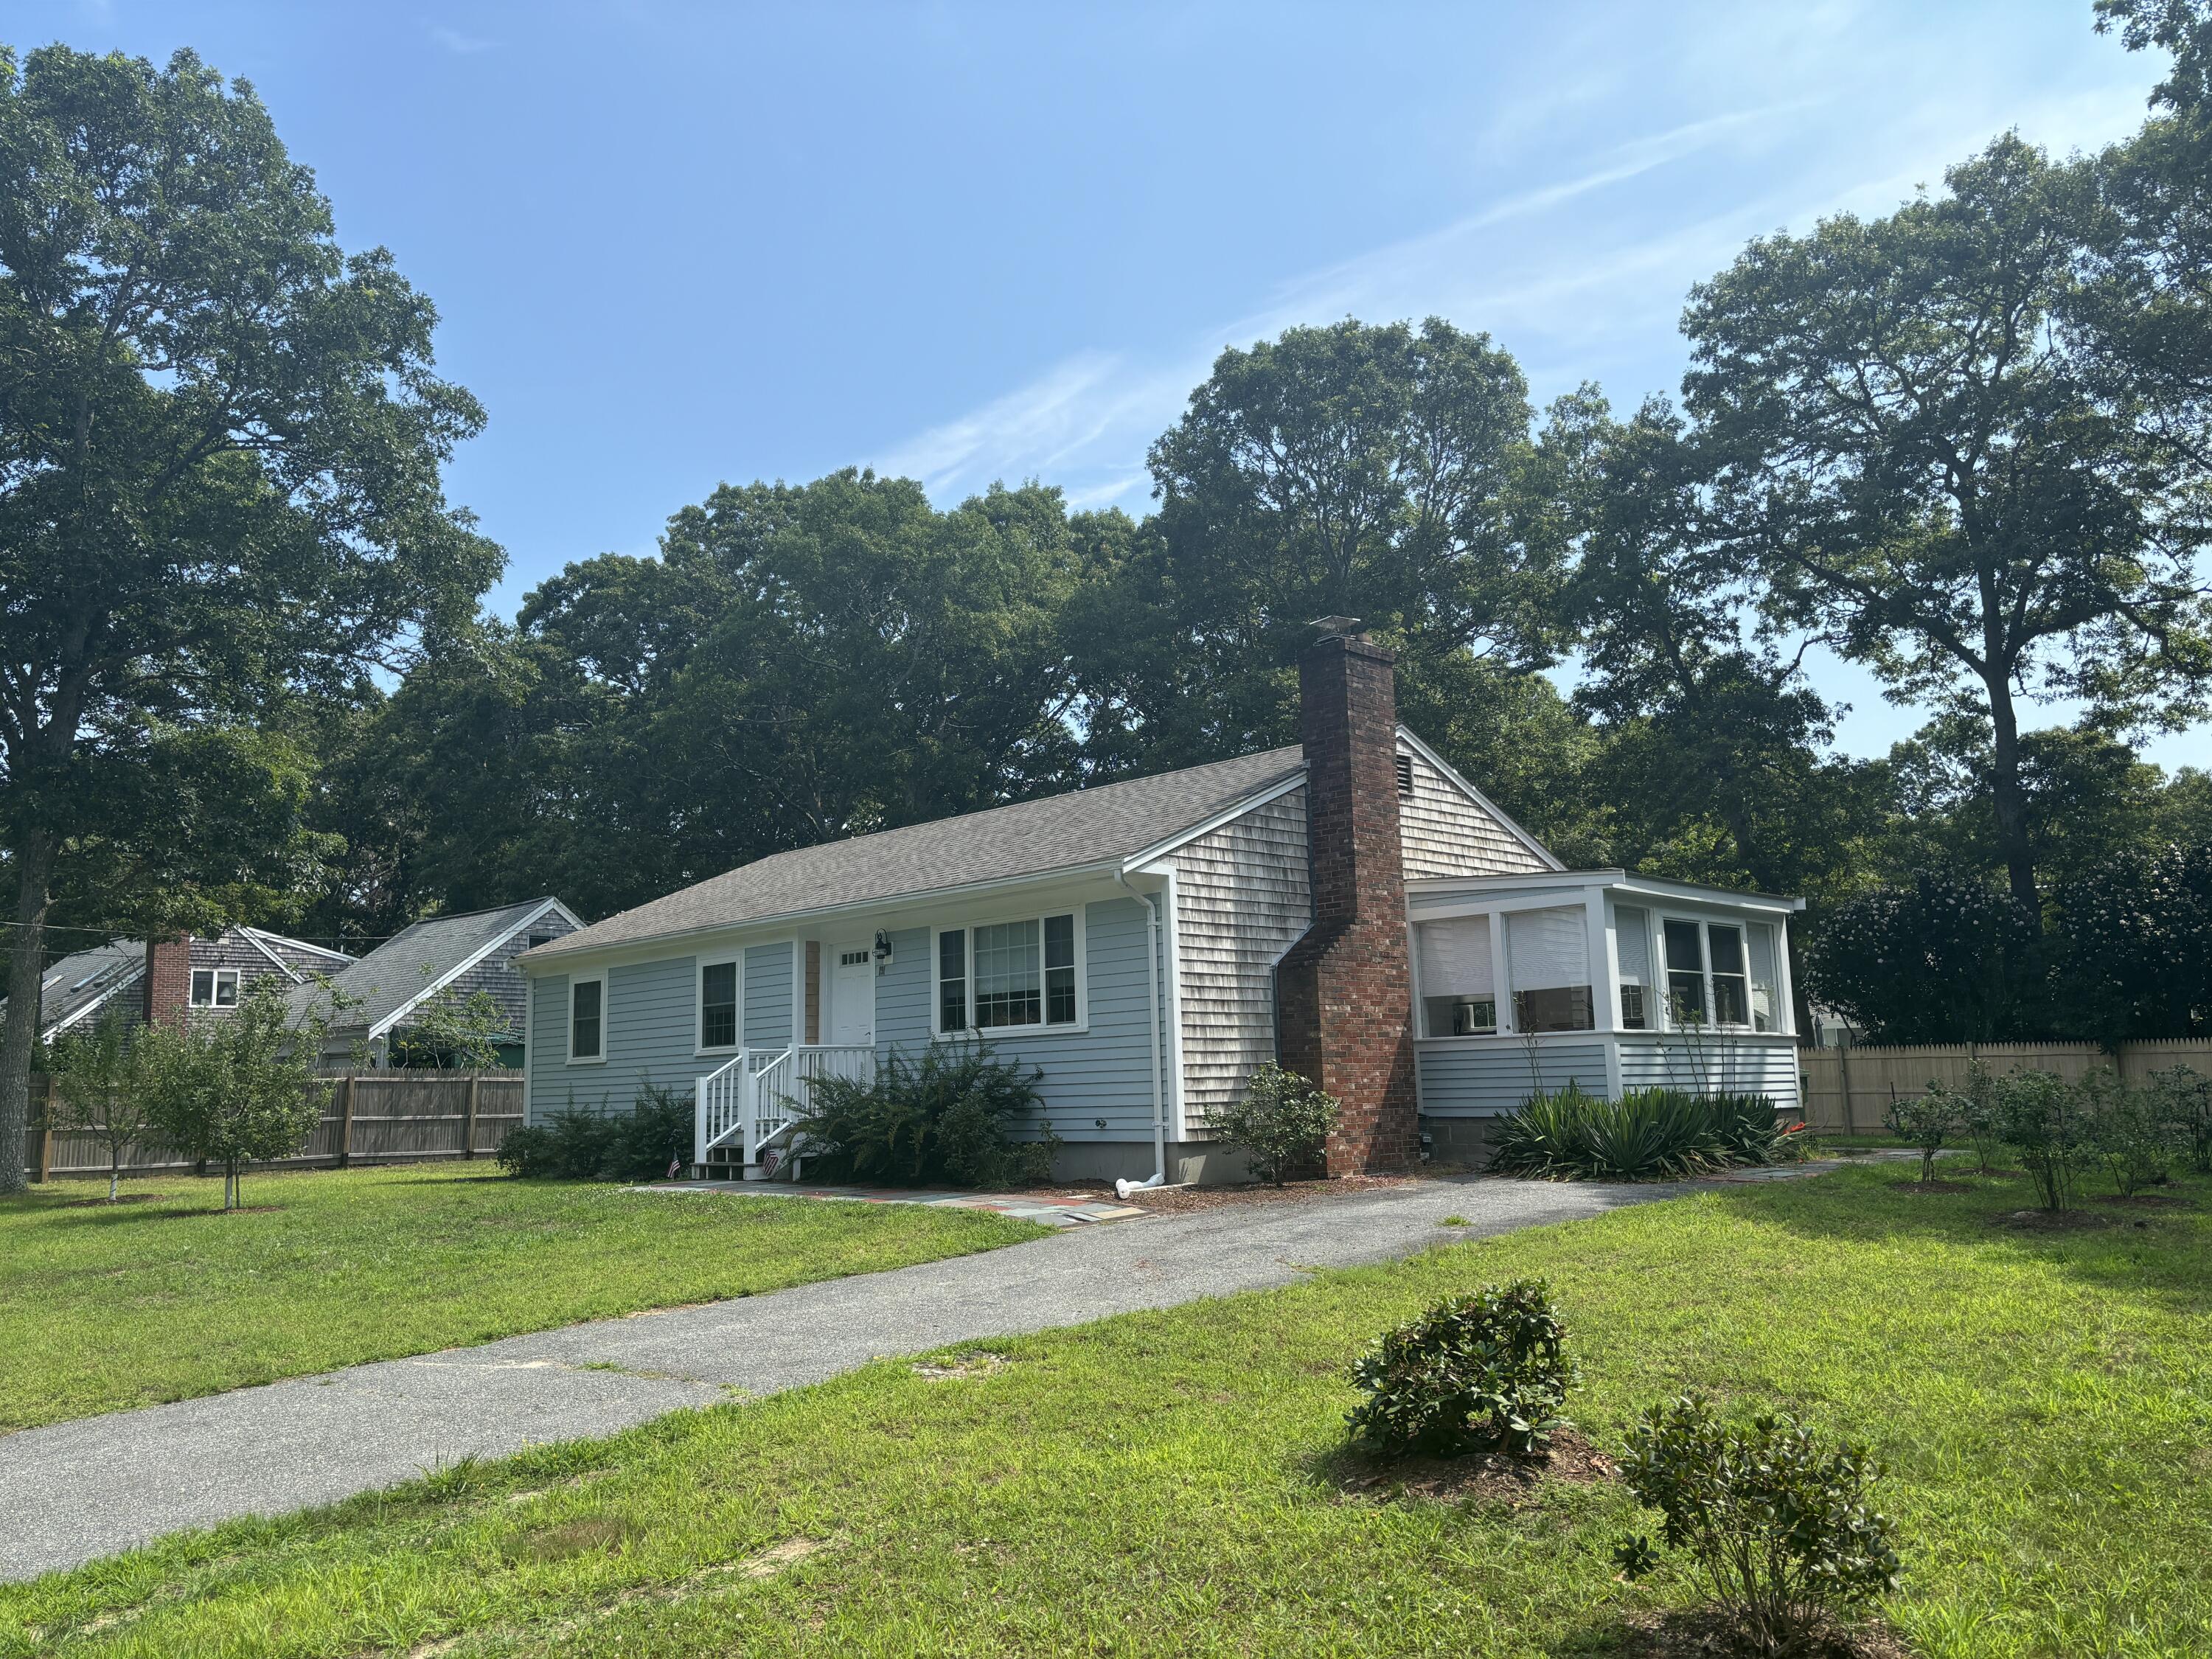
[0,1164,1047,1432]
[4,1163,2208,1656]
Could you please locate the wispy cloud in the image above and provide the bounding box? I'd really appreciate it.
[430,24,495,55]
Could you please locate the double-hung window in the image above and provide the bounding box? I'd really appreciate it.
[189,968,240,1009]
[936,913,1080,1034]
[1662,919,1759,1029]
[698,960,737,1051]
[569,975,605,1062]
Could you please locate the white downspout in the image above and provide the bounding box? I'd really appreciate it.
[1115,871,1169,1197]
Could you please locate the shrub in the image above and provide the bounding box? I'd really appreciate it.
[1992,1068,2094,1211]
[2079,1067,2183,1197]
[1486,1085,1792,1181]
[1615,1394,1901,1658]
[2147,1064,2212,1175]
[1347,1279,1576,1458]
[498,1082,695,1181]
[1956,1058,2006,1175]
[1884,1083,1961,1183]
[1210,1063,1340,1186]
[797,1039,1056,1188]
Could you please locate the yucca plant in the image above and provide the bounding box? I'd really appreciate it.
[1486,1086,1790,1182]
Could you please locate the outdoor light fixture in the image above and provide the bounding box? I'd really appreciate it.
[873,931,894,973]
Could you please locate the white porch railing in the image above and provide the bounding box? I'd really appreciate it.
[693,1045,877,1172]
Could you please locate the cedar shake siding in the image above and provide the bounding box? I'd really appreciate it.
[1171,786,1312,1130]
[1394,742,1553,878]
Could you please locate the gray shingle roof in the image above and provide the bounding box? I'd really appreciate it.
[291,899,557,1037]
[525,747,1307,962]
[6,942,143,1038]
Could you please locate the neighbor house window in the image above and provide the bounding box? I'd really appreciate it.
[189,968,239,1009]
[1615,905,1652,1030]
[936,913,1082,1034]
[1415,914,1495,1037]
[698,959,737,1051]
[568,975,605,1062]
[1506,907,1594,1032]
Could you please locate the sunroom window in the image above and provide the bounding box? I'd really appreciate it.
[1663,917,1762,1030]
[1748,922,1780,1033]
[1663,919,1706,1023]
[1415,915,1495,1036]
[1506,907,1593,1032]
[1708,923,1750,1026]
[1615,906,1652,1029]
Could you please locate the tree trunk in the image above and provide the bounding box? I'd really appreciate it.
[1984,676,2038,909]
[0,830,58,1198]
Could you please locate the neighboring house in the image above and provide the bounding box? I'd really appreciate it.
[518,630,1805,1185]
[2,927,354,1045]
[290,897,584,1070]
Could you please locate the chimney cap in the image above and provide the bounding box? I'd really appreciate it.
[1310,615,1363,639]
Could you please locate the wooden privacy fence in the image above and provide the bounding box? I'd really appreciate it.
[1798,1040,2212,1133]
[22,1071,524,1183]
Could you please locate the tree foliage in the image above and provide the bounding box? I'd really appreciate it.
[0,44,496,1189]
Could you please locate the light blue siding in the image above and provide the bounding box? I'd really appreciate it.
[877,897,1161,1141]
[1618,1035,1801,1108]
[744,942,793,1047]
[526,954,721,1121]
[1416,1041,1607,1116]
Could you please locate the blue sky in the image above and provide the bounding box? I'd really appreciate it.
[18,2,2205,768]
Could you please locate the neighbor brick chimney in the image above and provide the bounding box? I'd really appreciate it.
[142,935,192,1029]
[1273,632,1417,1175]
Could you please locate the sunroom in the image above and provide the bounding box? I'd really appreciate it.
[1405,871,1806,1152]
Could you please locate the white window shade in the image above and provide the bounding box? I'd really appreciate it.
[1507,908,1588,992]
[1416,916,1493,997]
[1615,906,1651,986]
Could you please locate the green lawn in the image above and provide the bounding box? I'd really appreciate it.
[5,1164,2207,1657]
[0,1164,1046,1432]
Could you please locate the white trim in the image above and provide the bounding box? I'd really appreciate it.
[1392,724,1565,873]
[1119,771,1308,872]
[518,863,1124,977]
[189,967,241,1009]
[1407,868,1804,915]
[241,925,355,967]
[369,897,574,1041]
[41,973,145,1041]
[566,970,608,1065]
[523,975,538,1124]
[695,954,741,1055]
[237,929,309,984]
[931,904,1090,1039]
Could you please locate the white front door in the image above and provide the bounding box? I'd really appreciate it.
[829,942,875,1046]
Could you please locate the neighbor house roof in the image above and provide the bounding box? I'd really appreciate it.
[15,942,144,1039]
[524,746,1310,964]
[291,897,575,1039]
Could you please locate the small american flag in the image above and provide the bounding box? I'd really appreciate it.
[667,1156,682,1180]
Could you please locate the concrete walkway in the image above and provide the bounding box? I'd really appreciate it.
[0,1172,1761,1582]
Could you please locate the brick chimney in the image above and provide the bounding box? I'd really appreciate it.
[142,935,192,1029]
[1273,632,1417,1174]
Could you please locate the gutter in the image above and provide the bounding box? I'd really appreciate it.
[1113,870,1169,1197]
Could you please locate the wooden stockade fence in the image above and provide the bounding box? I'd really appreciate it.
[1798,1039,2212,1134]
[21,1071,525,1183]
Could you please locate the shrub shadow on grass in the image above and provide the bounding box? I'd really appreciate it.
[1717,1166,2212,1313]
[1307,1429,1616,1510]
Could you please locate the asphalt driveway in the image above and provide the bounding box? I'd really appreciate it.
[0,1172,1683,1582]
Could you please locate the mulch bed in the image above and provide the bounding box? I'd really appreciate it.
[1888,1178,1975,1194]
[1035,1175,1419,1214]
[1326,1427,1615,1507]
[1615,1610,1912,1659]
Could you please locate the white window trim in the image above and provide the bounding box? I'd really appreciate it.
[567,971,608,1065]
[931,906,1089,1039]
[1658,914,1759,1034]
[695,956,741,1055]
[190,967,240,1009]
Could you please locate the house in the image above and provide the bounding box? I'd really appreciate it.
[4,927,355,1044]
[516,630,1805,1184]
[290,897,584,1070]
